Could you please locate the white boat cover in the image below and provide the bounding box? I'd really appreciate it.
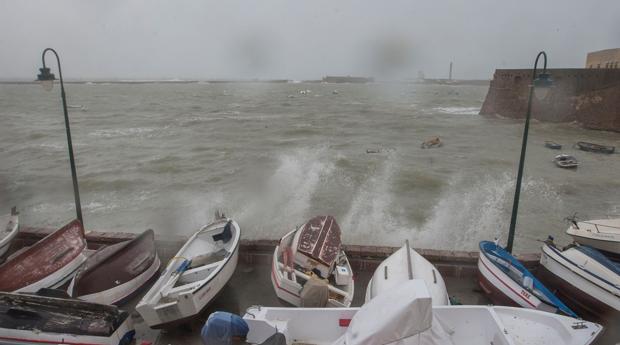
[334,279,432,345]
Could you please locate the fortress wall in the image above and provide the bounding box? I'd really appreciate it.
[480,68,620,132]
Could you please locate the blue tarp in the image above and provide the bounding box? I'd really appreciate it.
[201,311,249,345]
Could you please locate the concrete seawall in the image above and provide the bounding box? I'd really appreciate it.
[14,226,542,278]
[480,68,620,132]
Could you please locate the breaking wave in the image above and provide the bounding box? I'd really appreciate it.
[414,173,564,251]
[433,107,480,115]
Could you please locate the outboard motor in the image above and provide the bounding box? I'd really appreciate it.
[201,311,249,345]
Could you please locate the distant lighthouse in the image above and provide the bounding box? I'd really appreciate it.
[449,62,453,81]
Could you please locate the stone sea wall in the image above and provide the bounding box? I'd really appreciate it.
[480,68,620,132]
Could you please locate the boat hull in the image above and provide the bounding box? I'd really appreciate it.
[364,244,449,305]
[243,304,602,345]
[567,234,620,255]
[69,229,161,305]
[16,252,88,293]
[566,230,620,255]
[477,251,553,312]
[0,219,87,292]
[138,239,239,328]
[72,254,161,305]
[538,245,619,320]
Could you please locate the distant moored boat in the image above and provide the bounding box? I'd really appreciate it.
[574,141,615,154]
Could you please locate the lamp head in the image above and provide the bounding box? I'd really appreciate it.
[533,72,553,100]
[37,67,55,92]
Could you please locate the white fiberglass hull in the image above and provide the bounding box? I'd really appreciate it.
[566,231,620,255]
[365,244,449,305]
[243,305,602,345]
[566,219,620,255]
[539,244,620,313]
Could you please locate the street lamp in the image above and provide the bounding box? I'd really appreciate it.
[505,51,552,253]
[37,48,83,225]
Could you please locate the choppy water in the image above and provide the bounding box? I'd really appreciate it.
[1,82,619,252]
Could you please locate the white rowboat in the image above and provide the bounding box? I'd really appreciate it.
[136,217,240,328]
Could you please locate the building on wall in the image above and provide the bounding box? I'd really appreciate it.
[586,48,620,69]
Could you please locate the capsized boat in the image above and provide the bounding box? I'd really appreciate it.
[545,141,562,150]
[574,141,615,154]
[477,240,577,317]
[566,218,620,255]
[136,215,240,328]
[212,280,602,345]
[537,239,620,320]
[554,154,579,168]
[67,229,160,305]
[0,291,134,345]
[0,219,87,293]
[0,207,19,259]
[272,215,354,307]
[365,240,449,305]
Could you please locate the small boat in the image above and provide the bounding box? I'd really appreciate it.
[365,240,449,305]
[271,215,354,307]
[574,141,615,154]
[477,240,577,317]
[554,154,579,168]
[566,218,620,255]
[537,238,620,320]
[67,229,161,305]
[136,215,240,328]
[421,136,442,149]
[545,141,562,150]
[0,291,135,345]
[0,219,87,293]
[209,280,602,345]
[0,207,19,259]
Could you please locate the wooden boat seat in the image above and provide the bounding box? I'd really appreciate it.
[189,248,228,268]
[178,262,220,285]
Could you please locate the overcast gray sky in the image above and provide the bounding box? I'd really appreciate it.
[1,0,619,80]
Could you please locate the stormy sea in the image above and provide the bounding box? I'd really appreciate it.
[1,81,618,252]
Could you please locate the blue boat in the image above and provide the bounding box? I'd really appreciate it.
[477,240,578,318]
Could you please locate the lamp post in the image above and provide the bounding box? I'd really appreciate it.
[505,51,553,253]
[37,48,83,225]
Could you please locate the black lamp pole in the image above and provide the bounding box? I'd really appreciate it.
[37,48,83,225]
[505,51,552,253]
